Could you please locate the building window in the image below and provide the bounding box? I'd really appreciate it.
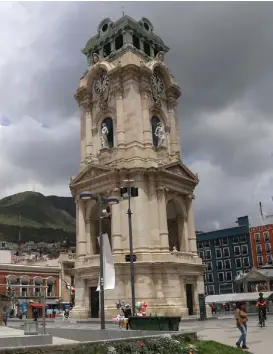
[240,234,247,243]
[215,248,222,258]
[257,256,263,266]
[255,233,260,243]
[204,241,210,248]
[256,245,262,254]
[233,236,239,244]
[234,245,241,256]
[224,259,231,269]
[266,255,272,264]
[143,41,151,56]
[264,231,270,243]
[265,243,271,253]
[205,250,211,259]
[222,237,228,246]
[217,260,223,270]
[236,258,242,269]
[218,272,224,282]
[115,35,124,51]
[215,238,221,246]
[103,43,111,57]
[197,242,203,249]
[243,257,250,267]
[226,272,232,281]
[223,247,230,258]
[241,245,248,255]
[207,285,215,295]
[132,35,140,50]
[199,251,204,259]
[207,273,214,283]
[207,261,212,271]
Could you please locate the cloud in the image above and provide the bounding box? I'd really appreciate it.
[0,2,273,230]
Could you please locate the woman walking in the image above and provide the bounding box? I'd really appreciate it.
[235,302,249,350]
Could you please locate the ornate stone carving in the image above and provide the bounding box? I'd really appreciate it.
[155,51,165,62]
[101,122,109,148]
[165,165,188,178]
[114,76,124,98]
[154,122,166,147]
[85,153,99,165]
[92,53,101,64]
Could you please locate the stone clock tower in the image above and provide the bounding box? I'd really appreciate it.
[69,16,204,319]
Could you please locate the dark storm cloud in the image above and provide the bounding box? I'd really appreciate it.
[1,2,273,229]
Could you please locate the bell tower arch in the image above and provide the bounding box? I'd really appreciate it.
[70,15,205,320]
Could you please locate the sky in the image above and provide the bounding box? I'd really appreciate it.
[0,1,273,231]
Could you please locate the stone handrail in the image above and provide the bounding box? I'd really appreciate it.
[171,250,202,264]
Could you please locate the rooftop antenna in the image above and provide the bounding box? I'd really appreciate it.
[259,201,264,221]
[122,5,125,17]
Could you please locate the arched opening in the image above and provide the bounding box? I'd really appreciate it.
[46,278,55,297]
[33,277,42,296]
[101,117,114,149]
[6,275,19,296]
[166,200,181,251]
[90,204,112,255]
[151,116,161,147]
[21,277,29,297]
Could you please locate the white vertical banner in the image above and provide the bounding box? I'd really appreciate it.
[96,233,115,291]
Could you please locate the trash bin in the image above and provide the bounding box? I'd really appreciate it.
[24,320,39,335]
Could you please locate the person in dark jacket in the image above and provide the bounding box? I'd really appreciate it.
[122,304,132,330]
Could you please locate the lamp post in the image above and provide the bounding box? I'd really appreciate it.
[120,180,138,315]
[79,191,119,330]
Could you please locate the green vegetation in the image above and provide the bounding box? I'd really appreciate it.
[0,191,76,243]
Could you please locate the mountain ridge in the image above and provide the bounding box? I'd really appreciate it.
[0,191,76,243]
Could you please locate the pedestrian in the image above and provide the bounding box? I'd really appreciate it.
[2,311,7,326]
[235,302,249,350]
[33,309,38,322]
[122,303,132,330]
[211,302,216,315]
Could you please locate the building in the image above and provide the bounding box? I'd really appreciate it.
[197,216,253,295]
[0,263,60,317]
[69,15,204,319]
[249,224,273,268]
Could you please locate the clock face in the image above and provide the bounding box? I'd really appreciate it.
[151,74,164,93]
[94,74,109,94]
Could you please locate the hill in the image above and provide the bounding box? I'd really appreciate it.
[0,191,76,243]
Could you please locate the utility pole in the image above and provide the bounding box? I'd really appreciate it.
[120,180,138,315]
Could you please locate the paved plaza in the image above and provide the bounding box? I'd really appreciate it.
[4,316,273,352]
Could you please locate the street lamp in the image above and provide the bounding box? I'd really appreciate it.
[79,191,119,330]
[120,180,138,315]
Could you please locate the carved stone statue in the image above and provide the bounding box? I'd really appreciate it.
[154,122,166,147]
[101,122,109,148]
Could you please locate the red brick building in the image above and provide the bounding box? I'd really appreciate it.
[0,263,60,317]
[250,224,273,268]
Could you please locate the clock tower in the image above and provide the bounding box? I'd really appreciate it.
[69,16,205,319]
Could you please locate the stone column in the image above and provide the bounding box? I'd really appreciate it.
[111,189,122,254]
[115,82,125,148]
[193,282,199,315]
[187,196,197,254]
[89,220,97,255]
[84,102,93,159]
[167,97,179,154]
[85,219,91,256]
[80,106,86,168]
[177,215,185,252]
[77,201,87,258]
[148,174,161,252]
[70,277,88,319]
[140,80,153,148]
[157,188,169,252]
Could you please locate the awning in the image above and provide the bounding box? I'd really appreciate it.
[46,299,58,305]
[30,303,48,308]
[206,291,273,304]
